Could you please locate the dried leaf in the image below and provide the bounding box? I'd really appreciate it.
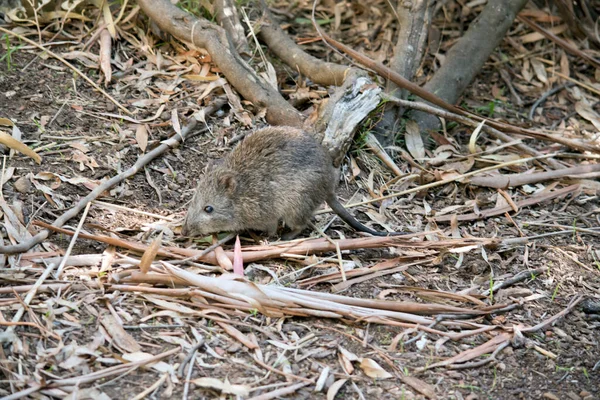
[72,150,99,171]
[520,24,568,43]
[190,377,249,396]
[100,314,141,353]
[0,117,14,126]
[560,51,570,78]
[101,2,116,38]
[468,119,486,154]
[338,346,359,361]
[261,60,278,90]
[1,166,15,186]
[401,375,437,399]
[136,124,149,152]
[139,231,163,274]
[315,366,330,392]
[358,358,393,379]
[521,58,533,82]
[99,27,112,84]
[142,295,200,315]
[0,130,42,164]
[405,120,425,161]
[575,101,600,131]
[171,109,181,136]
[69,142,89,153]
[530,58,547,84]
[216,321,258,349]
[327,379,348,400]
[122,352,174,374]
[441,157,474,174]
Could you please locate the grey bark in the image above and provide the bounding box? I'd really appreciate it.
[373,0,432,147]
[412,0,530,133]
[214,0,250,55]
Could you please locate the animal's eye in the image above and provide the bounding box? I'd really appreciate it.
[204,205,214,213]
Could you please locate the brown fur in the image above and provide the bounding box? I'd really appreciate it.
[182,127,400,238]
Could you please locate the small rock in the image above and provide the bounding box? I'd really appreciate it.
[581,299,600,314]
[14,176,31,193]
[580,390,592,400]
[167,182,180,191]
[566,392,581,400]
[553,327,569,339]
[543,393,560,400]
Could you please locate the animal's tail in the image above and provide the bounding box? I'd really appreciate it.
[326,196,406,236]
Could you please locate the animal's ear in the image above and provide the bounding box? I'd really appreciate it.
[218,172,237,193]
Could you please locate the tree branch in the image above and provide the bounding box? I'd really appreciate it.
[137,0,302,127]
[412,0,529,131]
[257,1,349,86]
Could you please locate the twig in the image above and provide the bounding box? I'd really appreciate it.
[481,268,545,297]
[252,357,314,384]
[248,382,310,400]
[469,163,600,189]
[380,94,564,168]
[529,82,575,120]
[178,339,205,377]
[1,262,57,343]
[93,200,176,221]
[136,0,302,126]
[258,0,347,86]
[56,202,92,278]
[519,222,600,236]
[449,341,510,370]
[433,184,579,223]
[1,384,44,400]
[331,153,561,211]
[521,295,585,333]
[182,345,200,400]
[131,373,168,400]
[310,12,600,154]
[173,232,237,264]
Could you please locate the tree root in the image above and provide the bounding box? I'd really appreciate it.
[137,0,302,127]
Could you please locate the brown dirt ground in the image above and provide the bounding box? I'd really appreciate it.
[1,6,600,400]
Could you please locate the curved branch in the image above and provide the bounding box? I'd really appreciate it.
[137,0,302,127]
[258,2,349,86]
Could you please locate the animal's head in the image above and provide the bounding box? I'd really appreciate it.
[181,169,238,237]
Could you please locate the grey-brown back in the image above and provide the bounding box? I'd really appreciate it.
[183,127,337,237]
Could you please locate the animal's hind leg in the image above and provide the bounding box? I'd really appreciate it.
[281,228,303,241]
[281,217,308,240]
[263,220,279,237]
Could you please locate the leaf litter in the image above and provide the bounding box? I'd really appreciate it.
[0,1,599,399]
